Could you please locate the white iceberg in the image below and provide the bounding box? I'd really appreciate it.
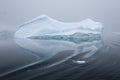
[15,15,103,42]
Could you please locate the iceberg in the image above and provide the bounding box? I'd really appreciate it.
[15,15,103,42]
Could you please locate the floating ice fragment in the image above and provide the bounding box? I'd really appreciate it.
[72,60,86,64]
[15,15,103,41]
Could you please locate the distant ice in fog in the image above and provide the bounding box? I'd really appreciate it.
[112,32,120,35]
[0,30,13,40]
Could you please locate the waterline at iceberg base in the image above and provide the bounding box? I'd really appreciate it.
[29,32,102,43]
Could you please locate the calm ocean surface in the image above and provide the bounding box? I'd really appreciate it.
[0,31,120,80]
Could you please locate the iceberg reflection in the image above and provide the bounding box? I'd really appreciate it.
[15,38,103,68]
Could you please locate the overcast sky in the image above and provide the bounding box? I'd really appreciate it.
[0,0,120,33]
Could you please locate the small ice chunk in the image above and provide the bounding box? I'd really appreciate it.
[72,60,86,64]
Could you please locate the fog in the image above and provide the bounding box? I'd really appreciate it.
[0,0,120,34]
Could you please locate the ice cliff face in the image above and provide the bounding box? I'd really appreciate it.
[14,15,103,42]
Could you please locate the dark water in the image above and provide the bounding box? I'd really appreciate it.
[1,32,120,80]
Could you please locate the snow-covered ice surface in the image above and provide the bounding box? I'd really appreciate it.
[15,15,103,40]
